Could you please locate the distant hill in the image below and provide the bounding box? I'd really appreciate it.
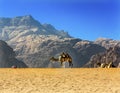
[0,15,120,68]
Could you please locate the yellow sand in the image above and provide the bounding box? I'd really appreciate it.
[0,68,120,93]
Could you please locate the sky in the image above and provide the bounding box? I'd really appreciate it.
[0,0,120,41]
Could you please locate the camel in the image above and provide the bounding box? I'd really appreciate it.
[50,52,73,68]
[99,63,111,68]
[96,62,115,68]
[105,62,113,68]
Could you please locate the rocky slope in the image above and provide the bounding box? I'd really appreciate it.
[15,39,106,68]
[85,45,120,68]
[94,38,120,49]
[0,40,27,68]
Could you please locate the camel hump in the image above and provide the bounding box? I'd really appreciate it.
[65,53,70,58]
[60,52,66,58]
[59,52,72,61]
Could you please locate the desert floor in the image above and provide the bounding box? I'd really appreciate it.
[0,68,120,93]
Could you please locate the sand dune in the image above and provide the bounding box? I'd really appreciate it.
[0,68,120,93]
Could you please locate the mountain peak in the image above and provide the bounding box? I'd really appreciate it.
[14,15,34,20]
[12,15,40,27]
[0,15,71,41]
[0,15,40,27]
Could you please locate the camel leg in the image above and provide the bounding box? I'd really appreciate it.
[61,62,63,66]
[101,63,106,68]
[72,63,73,67]
[69,62,71,67]
[71,63,73,68]
[69,62,73,68]
[61,62,66,68]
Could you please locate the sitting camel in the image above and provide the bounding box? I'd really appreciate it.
[96,62,116,68]
[50,52,73,68]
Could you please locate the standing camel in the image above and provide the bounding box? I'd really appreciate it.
[50,52,73,68]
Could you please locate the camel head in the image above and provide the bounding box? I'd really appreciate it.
[50,57,54,61]
[49,57,59,62]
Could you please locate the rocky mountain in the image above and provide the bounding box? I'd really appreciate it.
[0,15,73,67]
[0,15,120,68]
[0,40,27,68]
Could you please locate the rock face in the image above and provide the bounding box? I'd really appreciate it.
[0,40,27,68]
[94,38,120,49]
[73,40,106,67]
[0,15,120,68]
[85,45,120,68]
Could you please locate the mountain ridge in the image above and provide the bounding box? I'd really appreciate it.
[0,15,71,40]
[0,15,120,68]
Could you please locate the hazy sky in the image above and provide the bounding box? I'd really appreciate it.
[0,0,120,40]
